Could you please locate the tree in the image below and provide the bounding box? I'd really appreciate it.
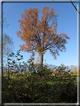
[56,64,68,72]
[8,50,23,71]
[16,6,70,71]
[0,14,10,64]
[3,34,14,80]
[7,49,24,79]
[3,33,14,67]
[27,56,35,73]
[55,64,71,76]
[0,13,10,56]
[0,12,9,28]
[0,14,14,69]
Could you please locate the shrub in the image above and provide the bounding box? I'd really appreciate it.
[3,58,77,103]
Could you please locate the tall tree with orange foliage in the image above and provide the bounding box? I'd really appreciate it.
[16,6,70,71]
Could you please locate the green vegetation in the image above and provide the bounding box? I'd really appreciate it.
[3,58,77,103]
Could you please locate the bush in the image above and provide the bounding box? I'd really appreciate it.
[37,65,53,77]
[3,59,77,103]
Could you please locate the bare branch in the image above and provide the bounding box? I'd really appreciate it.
[70,0,80,14]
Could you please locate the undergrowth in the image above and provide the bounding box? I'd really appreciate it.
[3,64,77,103]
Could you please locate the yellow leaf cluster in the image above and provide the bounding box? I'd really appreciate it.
[73,69,78,74]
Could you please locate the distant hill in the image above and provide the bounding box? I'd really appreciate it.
[43,64,79,72]
[2,64,79,72]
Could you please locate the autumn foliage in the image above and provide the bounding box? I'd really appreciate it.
[73,68,79,75]
[16,6,70,70]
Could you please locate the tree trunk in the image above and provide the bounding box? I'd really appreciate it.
[8,69,10,80]
[7,56,10,80]
[40,54,43,71]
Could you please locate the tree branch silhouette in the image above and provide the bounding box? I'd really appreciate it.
[70,0,80,14]
[52,0,80,14]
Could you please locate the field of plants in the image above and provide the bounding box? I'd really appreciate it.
[3,63,77,103]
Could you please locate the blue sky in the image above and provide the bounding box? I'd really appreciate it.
[3,2,77,66]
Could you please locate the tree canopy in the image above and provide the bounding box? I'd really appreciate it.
[17,6,70,70]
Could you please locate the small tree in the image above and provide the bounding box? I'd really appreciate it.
[3,34,14,80]
[3,34,14,67]
[55,64,70,75]
[7,52,15,80]
[27,56,36,73]
[57,64,68,72]
[0,14,9,64]
[7,49,23,79]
